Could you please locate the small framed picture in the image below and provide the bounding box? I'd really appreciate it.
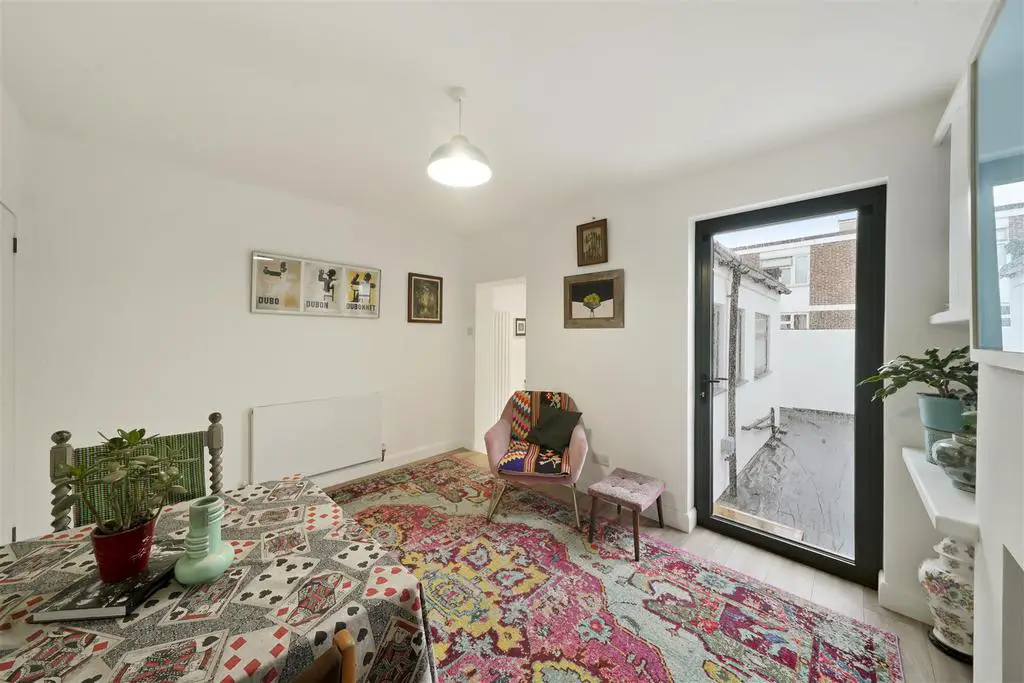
[407,272,443,323]
[576,218,608,267]
[514,318,527,337]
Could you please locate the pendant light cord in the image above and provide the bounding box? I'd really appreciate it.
[458,97,463,135]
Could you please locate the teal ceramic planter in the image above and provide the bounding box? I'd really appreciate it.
[174,495,233,585]
[918,394,965,462]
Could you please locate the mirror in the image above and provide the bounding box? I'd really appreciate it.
[975,0,1024,352]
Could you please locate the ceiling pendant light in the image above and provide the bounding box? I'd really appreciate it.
[427,87,492,188]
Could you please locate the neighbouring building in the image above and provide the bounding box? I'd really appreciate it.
[710,243,788,500]
[734,218,857,331]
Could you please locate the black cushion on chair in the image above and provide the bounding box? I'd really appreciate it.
[526,404,582,452]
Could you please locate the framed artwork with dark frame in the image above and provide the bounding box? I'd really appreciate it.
[564,269,624,328]
[576,219,608,266]
[407,272,443,323]
[514,318,527,336]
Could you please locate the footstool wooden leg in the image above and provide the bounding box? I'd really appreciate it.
[632,510,640,562]
[616,504,621,516]
[656,496,664,529]
[588,496,599,543]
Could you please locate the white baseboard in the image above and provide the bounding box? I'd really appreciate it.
[311,440,465,491]
[681,507,697,533]
[877,571,933,625]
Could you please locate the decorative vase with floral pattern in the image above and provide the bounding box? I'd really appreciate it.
[919,537,974,663]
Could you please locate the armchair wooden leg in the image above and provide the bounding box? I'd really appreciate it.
[570,484,581,530]
[487,479,506,523]
[616,504,621,516]
[588,496,599,543]
[656,496,664,529]
[632,510,641,562]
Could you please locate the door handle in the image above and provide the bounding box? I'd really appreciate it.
[699,375,729,402]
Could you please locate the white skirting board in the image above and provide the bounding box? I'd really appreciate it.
[250,394,382,482]
[877,570,933,625]
[311,441,466,491]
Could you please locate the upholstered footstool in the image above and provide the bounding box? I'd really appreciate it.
[587,468,666,561]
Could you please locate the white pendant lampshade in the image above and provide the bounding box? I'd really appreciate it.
[428,88,491,188]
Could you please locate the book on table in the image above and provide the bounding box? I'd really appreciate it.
[32,539,183,622]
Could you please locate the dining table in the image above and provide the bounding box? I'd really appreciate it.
[0,475,433,682]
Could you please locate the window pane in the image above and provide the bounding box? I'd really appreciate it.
[755,312,769,376]
[712,304,722,378]
[736,309,746,379]
[794,255,810,285]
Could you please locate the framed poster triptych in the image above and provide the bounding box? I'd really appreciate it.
[251,251,380,318]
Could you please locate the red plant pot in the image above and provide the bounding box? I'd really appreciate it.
[90,518,156,583]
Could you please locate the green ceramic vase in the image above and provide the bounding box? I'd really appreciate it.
[174,495,234,585]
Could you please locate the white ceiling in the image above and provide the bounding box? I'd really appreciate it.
[3,1,991,233]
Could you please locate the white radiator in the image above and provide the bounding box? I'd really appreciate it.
[250,394,382,482]
[492,312,512,421]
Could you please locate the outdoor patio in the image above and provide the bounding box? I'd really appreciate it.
[716,407,855,557]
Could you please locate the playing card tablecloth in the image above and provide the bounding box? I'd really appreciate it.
[0,476,432,682]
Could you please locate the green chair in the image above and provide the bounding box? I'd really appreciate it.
[48,413,225,531]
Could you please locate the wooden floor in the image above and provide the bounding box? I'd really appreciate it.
[457,451,970,683]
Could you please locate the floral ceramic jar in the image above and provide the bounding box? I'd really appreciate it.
[919,537,974,662]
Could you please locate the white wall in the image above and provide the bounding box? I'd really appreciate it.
[775,330,856,414]
[12,128,471,539]
[973,360,1024,683]
[464,99,963,613]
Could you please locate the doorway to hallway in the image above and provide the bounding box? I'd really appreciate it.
[474,279,527,452]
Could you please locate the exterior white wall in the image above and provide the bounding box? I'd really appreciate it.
[710,267,781,500]
[463,100,963,607]
[775,330,856,414]
[781,286,810,313]
[12,128,472,539]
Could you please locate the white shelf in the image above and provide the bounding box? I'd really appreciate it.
[902,447,979,542]
[929,309,970,325]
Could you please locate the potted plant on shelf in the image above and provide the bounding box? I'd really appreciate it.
[859,346,978,460]
[52,428,191,583]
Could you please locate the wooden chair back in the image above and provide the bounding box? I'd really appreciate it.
[293,630,356,683]
[48,412,224,532]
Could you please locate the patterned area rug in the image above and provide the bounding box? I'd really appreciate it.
[328,456,904,682]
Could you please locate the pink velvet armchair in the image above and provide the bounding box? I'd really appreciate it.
[484,391,589,529]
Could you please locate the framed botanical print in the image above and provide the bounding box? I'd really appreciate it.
[564,269,624,328]
[408,272,443,323]
[577,218,608,267]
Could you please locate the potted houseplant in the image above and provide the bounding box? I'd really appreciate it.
[859,346,978,460]
[52,428,191,582]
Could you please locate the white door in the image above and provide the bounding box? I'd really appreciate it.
[0,203,15,542]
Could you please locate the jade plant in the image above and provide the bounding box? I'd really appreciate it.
[52,428,193,535]
[859,346,978,402]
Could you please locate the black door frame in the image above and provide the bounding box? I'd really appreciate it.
[693,185,886,588]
